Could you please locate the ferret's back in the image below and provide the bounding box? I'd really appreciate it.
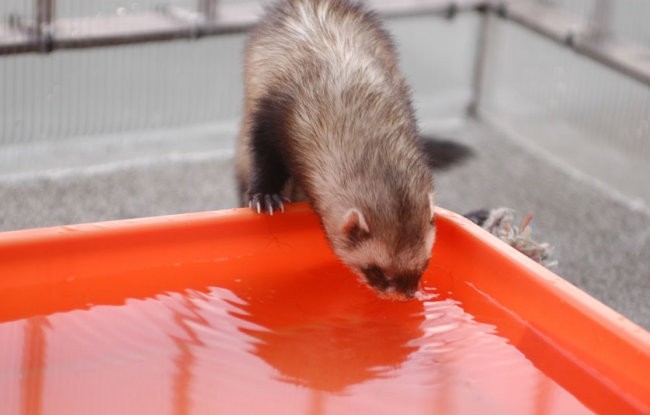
[246,0,400,86]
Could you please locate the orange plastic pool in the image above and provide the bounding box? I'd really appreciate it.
[1,203,648,414]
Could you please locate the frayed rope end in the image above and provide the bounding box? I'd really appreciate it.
[464,207,557,268]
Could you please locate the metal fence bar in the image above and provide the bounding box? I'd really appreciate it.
[198,0,219,22]
[588,0,612,43]
[35,0,55,52]
[467,6,493,116]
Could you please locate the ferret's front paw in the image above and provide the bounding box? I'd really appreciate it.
[248,193,290,215]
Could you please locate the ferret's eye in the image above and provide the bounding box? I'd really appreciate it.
[362,265,389,290]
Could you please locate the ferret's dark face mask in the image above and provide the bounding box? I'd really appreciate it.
[361,264,428,300]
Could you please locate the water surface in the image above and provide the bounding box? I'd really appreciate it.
[0,262,592,414]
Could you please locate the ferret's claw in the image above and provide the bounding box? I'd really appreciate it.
[272,194,285,213]
[248,193,289,215]
[248,193,264,214]
[265,195,274,216]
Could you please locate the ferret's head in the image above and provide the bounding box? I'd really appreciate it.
[326,192,436,301]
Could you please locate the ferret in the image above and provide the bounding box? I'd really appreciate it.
[235,0,443,300]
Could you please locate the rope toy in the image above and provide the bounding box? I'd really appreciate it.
[464,207,557,267]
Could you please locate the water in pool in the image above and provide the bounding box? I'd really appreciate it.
[0,262,592,414]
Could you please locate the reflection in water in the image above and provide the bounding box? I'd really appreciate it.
[229,264,424,393]
[170,296,206,415]
[0,262,593,414]
[21,317,49,415]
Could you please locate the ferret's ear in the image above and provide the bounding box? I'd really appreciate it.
[342,208,370,245]
[428,192,435,224]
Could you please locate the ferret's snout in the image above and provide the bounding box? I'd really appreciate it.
[392,286,417,301]
[392,275,421,300]
[361,266,423,300]
[403,288,417,299]
[376,281,421,301]
[379,286,418,302]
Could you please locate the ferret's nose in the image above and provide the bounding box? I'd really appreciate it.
[404,288,417,299]
[392,275,421,300]
[387,286,417,301]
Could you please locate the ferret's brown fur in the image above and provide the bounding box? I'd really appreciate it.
[235,0,436,299]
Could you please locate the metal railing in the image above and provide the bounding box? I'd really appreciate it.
[0,0,648,87]
[498,1,650,87]
[1,0,482,53]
